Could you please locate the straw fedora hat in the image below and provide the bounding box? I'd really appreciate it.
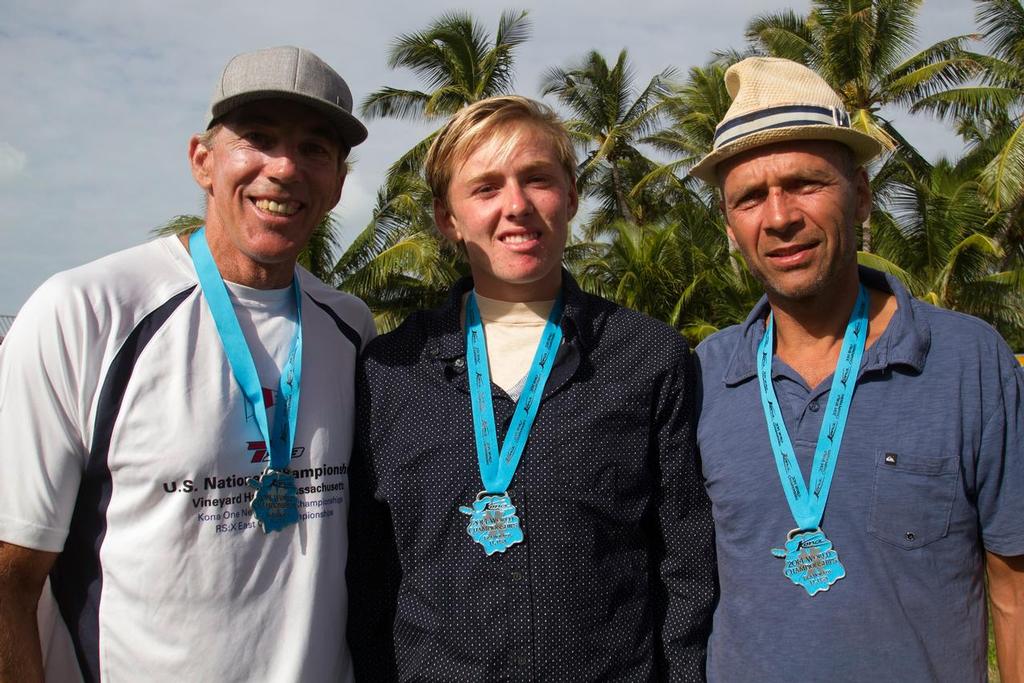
[689,57,882,184]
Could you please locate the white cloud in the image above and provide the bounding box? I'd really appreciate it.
[0,0,978,314]
[0,142,27,182]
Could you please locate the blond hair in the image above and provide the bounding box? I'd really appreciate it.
[424,96,576,206]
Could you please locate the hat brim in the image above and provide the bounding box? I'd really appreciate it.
[689,125,883,185]
[208,90,369,149]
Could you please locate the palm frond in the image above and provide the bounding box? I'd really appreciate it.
[979,118,1024,210]
[745,10,816,63]
[152,214,204,237]
[911,85,1019,121]
[978,0,1024,64]
[360,88,433,121]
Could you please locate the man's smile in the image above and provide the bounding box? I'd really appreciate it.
[500,230,541,245]
[252,198,301,216]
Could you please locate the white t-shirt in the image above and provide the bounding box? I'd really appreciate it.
[467,292,555,399]
[225,279,299,439]
[0,236,375,682]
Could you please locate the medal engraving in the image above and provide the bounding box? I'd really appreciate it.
[771,528,846,596]
[458,492,524,555]
[249,468,299,533]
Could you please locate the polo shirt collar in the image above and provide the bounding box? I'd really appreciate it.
[721,266,931,386]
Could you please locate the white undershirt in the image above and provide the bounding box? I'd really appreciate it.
[468,292,556,400]
[225,280,297,436]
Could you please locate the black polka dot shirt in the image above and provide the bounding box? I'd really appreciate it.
[347,273,717,682]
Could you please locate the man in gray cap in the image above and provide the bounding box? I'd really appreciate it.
[0,46,374,681]
[691,57,1024,681]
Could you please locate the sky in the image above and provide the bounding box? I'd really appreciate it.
[0,0,976,314]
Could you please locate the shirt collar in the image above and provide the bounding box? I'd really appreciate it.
[722,266,931,386]
[427,269,594,362]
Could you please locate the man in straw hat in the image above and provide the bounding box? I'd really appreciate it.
[0,46,374,681]
[691,56,1024,680]
[347,95,716,680]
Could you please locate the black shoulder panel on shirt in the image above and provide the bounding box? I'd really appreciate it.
[49,285,196,683]
[305,292,363,351]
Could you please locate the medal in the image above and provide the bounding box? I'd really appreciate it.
[462,291,563,555]
[757,285,869,594]
[771,528,846,596]
[190,228,303,533]
[458,492,524,555]
[249,469,301,532]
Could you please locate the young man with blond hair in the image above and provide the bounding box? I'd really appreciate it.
[347,96,716,681]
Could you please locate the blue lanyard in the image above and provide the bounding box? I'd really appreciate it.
[756,285,869,531]
[189,228,303,472]
[465,292,563,494]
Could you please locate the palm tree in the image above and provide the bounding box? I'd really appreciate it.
[912,0,1024,215]
[667,191,764,341]
[362,9,529,121]
[569,189,763,344]
[745,0,978,159]
[332,169,466,331]
[572,220,688,323]
[863,155,1024,345]
[637,61,734,199]
[361,9,531,177]
[947,110,1024,266]
[152,213,342,284]
[540,49,673,234]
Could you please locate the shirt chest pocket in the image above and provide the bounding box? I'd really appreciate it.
[867,449,959,550]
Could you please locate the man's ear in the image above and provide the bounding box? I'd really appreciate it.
[720,195,737,244]
[189,135,213,191]
[328,168,346,209]
[566,180,579,222]
[853,167,872,224]
[433,197,461,243]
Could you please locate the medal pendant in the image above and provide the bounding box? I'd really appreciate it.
[770,528,846,596]
[458,492,524,555]
[248,468,299,533]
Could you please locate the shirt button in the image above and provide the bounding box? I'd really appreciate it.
[905,531,916,542]
[453,357,466,371]
[808,401,820,412]
[511,570,523,582]
[515,654,529,666]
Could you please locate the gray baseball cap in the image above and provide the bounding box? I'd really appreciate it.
[206,45,368,148]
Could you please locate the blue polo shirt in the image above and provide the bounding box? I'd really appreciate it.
[696,267,1024,682]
